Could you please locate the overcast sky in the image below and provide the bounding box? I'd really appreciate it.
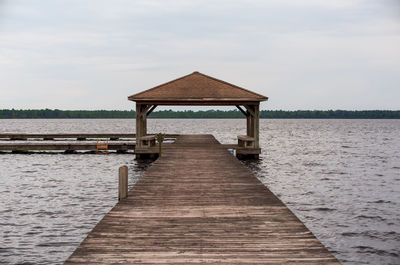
[1,0,399,110]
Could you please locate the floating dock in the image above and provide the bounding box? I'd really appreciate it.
[0,133,137,141]
[65,134,339,264]
[0,133,177,153]
[0,142,136,152]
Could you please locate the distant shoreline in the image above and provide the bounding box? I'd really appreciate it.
[1,109,399,119]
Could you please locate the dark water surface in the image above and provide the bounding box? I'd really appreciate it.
[0,119,399,265]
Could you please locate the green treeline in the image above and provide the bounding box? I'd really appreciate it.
[0,109,135,119]
[0,109,399,119]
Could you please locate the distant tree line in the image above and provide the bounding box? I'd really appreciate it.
[0,109,134,119]
[0,109,399,119]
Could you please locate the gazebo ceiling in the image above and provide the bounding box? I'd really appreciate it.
[128,71,268,105]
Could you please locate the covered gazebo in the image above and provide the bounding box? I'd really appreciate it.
[128,71,268,158]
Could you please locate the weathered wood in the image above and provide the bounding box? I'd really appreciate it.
[65,135,339,264]
[236,147,261,154]
[238,135,255,148]
[235,105,248,117]
[136,104,147,148]
[119,166,128,201]
[244,104,256,117]
[128,72,267,158]
[237,135,255,141]
[0,133,139,140]
[129,100,267,105]
[147,105,158,116]
[139,135,156,148]
[156,133,165,157]
[127,72,268,105]
[243,104,260,149]
[141,135,156,141]
[254,104,260,148]
[0,142,136,152]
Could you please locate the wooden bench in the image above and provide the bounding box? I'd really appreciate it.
[237,135,255,148]
[140,135,156,148]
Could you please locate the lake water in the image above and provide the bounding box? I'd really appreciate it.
[0,119,399,265]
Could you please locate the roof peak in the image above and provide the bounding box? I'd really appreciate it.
[128,72,268,105]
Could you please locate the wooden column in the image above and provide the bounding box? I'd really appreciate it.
[135,104,141,147]
[246,114,252,137]
[254,104,260,148]
[136,104,147,148]
[244,104,260,148]
[136,104,157,148]
[235,105,252,138]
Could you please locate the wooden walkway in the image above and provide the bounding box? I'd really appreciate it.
[65,135,339,264]
[0,133,178,141]
[0,142,136,152]
[0,133,137,141]
[0,133,177,152]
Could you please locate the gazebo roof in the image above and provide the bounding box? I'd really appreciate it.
[128,71,268,105]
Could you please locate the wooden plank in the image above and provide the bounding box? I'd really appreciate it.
[236,147,261,154]
[141,135,156,140]
[235,105,248,117]
[237,135,255,141]
[0,142,136,152]
[64,135,339,264]
[0,133,179,139]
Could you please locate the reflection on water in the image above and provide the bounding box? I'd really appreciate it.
[0,119,399,265]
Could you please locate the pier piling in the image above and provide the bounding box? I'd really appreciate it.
[118,166,128,201]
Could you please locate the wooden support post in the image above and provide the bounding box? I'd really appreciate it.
[244,104,255,117]
[118,166,128,200]
[244,104,260,148]
[136,104,141,147]
[246,114,252,137]
[156,133,165,157]
[254,104,260,148]
[147,105,158,116]
[136,104,157,149]
[235,105,248,117]
[136,104,148,147]
[143,114,147,136]
[244,105,254,138]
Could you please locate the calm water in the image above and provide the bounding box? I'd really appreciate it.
[0,119,399,265]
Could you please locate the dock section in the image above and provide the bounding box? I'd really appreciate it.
[0,133,137,141]
[65,134,339,264]
[0,142,136,152]
[0,133,179,141]
[0,133,178,153]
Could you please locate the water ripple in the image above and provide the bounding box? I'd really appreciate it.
[0,119,399,265]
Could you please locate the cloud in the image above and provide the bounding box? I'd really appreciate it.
[0,0,399,110]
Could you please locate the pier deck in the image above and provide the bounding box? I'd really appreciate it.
[65,134,339,264]
[0,133,137,141]
[0,133,178,141]
[0,142,136,152]
[0,133,177,152]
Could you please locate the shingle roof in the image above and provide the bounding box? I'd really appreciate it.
[128,72,268,105]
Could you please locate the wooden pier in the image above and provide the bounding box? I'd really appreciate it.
[0,133,137,141]
[0,133,178,141]
[0,142,136,152]
[65,135,339,264]
[0,133,178,153]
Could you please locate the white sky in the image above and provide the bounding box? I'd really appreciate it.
[0,0,399,111]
